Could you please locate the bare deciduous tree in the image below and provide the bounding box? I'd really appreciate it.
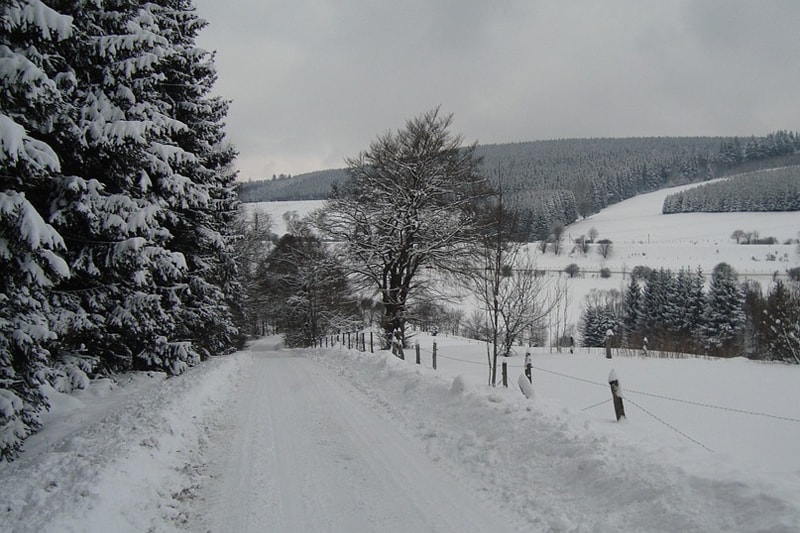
[575,235,589,254]
[598,238,613,258]
[464,182,557,385]
[551,223,565,255]
[316,108,489,349]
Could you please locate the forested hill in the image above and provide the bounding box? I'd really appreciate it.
[237,168,349,202]
[662,166,800,214]
[238,132,800,240]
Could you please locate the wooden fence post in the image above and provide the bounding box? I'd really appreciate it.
[361,333,366,352]
[502,361,508,387]
[608,369,626,421]
[524,352,532,383]
[415,342,421,365]
[432,341,437,369]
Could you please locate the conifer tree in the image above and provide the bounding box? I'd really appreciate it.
[761,280,800,363]
[43,0,238,373]
[701,263,745,356]
[0,0,73,460]
[621,275,641,343]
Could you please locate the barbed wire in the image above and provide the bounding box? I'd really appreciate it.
[581,398,612,411]
[344,341,800,424]
[626,397,714,452]
[436,353,487,366]
[530,365,609,388]
[623,387,800,423]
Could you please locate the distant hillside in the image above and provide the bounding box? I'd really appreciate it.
[237,168,348,202]
[237,131,800,241]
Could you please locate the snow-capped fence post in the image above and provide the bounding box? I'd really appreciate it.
[392,328,405,359]
[608,369,626,421]
[370,332,374,353]
[524,352,532,382]
[605,329,614,359]
[415,341,421,364]
[501,360,508,387]
[432,341,437,369]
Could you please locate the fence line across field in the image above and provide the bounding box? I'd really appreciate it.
[318,334,800,425]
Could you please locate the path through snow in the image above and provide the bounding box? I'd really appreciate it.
[192,338,519,532]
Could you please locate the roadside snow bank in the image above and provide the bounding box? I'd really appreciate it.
[0,351,247,533]
[311,347,800,532]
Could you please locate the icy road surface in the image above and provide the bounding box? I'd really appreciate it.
[193,338,517,533]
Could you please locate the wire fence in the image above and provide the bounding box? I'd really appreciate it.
[319,334,800,445]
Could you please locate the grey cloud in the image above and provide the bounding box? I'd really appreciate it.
[194,0,800,180]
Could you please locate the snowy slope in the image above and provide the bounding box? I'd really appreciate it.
[2,336,798,532]
[243,186,799,283]
[537,179,799,278]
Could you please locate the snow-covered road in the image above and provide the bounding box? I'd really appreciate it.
[2,337,798,532]
[193,338,517,532]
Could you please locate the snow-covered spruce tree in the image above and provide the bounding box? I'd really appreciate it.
[621,274,641,345]
[316,109,489,349]
[580,303,618,347]
[657,267,705,353]
[0,0,73,460]
[144,0,241,357]
[44,0,237,373]
[0,193,69,460]
[761,280,800,363]
[637,268,672,347]
[701,263,745,357]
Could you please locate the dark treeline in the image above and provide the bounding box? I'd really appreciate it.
[239,133,800,241]
[663,166,800,213]
[580,264,800,363]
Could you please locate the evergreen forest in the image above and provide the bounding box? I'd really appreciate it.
[662,166,800,213]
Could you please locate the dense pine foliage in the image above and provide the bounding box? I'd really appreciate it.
[662,166,800,213]
[239,134,800,241]
[581,263,800,363]
[1,0,239,460]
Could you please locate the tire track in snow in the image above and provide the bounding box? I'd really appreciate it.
[196,343,518,532]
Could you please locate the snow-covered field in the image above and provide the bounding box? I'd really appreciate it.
[2,335,797,531]
[244,183,798,280]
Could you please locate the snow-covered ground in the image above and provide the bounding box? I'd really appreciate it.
[243,199,325,236]
[2,336,798,532]
[1,186,797,531]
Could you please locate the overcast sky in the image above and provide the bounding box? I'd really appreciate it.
[192,0,800,181]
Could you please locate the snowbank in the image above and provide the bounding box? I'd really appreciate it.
[0,352,246,532]
[311,342,800,532]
